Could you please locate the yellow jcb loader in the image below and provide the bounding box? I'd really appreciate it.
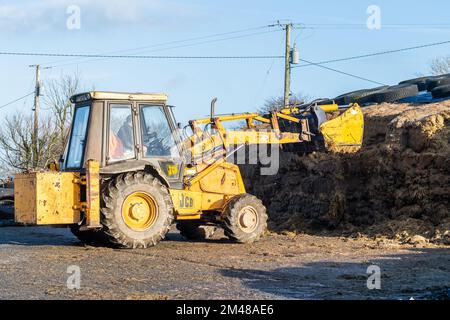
[14,92,364,248]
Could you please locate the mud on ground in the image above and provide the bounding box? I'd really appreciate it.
[0,226,448,300]
[241,101,450,245]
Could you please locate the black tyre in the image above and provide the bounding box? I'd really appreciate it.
[0,197,14,219]
[333,86,388,105]
[431,84,450,99]
[426,75,450,91]
[361,84,419,104]
[222,194,267,244]
[399,76,436,92]
[176,221,218,240]
[101,171,174,248]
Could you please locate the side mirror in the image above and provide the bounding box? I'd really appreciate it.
[177,122,182,129]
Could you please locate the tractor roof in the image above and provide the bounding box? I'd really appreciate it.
[70,91,168,103]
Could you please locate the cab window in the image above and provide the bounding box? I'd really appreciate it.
[66,105,90,168]
[140,105,178,158]
[108,104,135,162]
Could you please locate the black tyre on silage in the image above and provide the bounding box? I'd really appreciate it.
[333,86,388,105]
[399,76,435,92]
[431,84,450,99]
[426,75,450,91]
[361,84,419,104]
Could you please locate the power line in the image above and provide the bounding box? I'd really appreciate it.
[0,51,283,60]
[40,25,276,67]
[293,40,450,68]
[0,92,34,110]
[45,29,282,69]
[298,58,386,86]
[297,23,450,30]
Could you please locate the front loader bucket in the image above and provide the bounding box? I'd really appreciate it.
[319,104,364,153]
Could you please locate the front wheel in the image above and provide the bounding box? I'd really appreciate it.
[101,172,174,248]
[222,194,268,244]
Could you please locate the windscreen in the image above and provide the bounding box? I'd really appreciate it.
[66,105,90,168]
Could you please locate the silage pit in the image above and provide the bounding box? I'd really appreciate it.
[241,101,450,244]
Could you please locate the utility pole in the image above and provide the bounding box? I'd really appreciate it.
[31,64,40,168]
[283,23,292,108]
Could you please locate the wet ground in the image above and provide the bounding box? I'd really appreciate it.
[0,225,448,300]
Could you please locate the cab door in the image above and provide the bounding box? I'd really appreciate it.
[138,104,185,188]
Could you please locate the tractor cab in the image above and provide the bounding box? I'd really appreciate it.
[64,92,185,188]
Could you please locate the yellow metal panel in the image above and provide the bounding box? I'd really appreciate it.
[172,162,245,216]
[200,192,232,211]
[85,159,101,228]
[169,189,203,214]
[14,172,81,225]
[169,189,233,216]
[199,166,240,194]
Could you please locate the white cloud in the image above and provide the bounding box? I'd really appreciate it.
[0,0,197,33]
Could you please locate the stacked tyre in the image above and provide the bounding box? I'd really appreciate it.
[331,74,450,106]
[427,74,450,99]
[333,86,388,105]
[332,84,419,105]
[399,74,450,100]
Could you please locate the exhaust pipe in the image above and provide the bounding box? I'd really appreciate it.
[210,97,217,122]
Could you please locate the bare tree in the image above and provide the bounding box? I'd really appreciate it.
[43,72,80,153]
[0,72,81,173]
[0,114,59,171]
[429,56,450,75]
[258,93,311,114]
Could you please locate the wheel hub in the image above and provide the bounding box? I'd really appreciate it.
[238,206,258,233]
[122,192,158,231]
[130,203,146,221]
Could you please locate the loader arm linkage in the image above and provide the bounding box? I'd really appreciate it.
[187,103,364,164]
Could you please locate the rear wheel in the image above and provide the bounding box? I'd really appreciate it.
[222,194,267,243]
[100,172,174,248]
[176,221,218,240]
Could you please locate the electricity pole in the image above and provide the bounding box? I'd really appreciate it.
[283,23,292,108]
[31,64,40,168]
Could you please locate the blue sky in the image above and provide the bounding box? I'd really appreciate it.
[1,0,450,123]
